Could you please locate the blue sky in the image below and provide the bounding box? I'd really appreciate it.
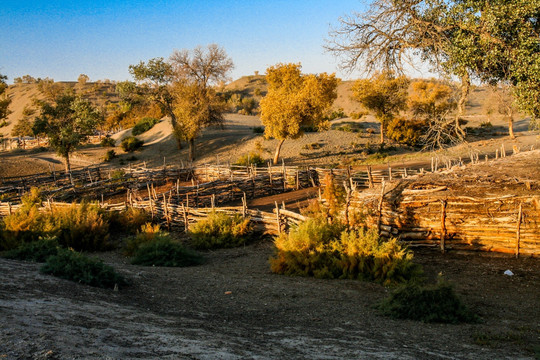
[1,0,374,83]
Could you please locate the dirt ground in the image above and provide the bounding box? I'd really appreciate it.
[1,241,539,360]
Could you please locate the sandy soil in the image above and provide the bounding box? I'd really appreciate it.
[1,243,539,360]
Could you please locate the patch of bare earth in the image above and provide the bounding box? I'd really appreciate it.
[1,242,539,359]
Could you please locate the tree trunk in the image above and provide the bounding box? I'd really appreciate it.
[188,138,195,162]
[169,111,183,149]
[273,139,285,165]
[64,154,71,174]
[507,107,515,139]
[379,121,385,144]
[456,73,470,138]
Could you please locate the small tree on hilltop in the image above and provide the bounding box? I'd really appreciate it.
[33,94,102,173]
[260,63,338,165]
[351,71,409,144]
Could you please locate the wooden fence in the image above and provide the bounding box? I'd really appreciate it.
[350,183,540,257]
[0,198,306,236]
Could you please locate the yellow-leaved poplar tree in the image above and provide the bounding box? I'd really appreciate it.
[351,71,409,144]
[259,63,338,165]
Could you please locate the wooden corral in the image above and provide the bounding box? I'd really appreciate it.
[350,151,540,257]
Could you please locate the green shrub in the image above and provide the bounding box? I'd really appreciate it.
[41,249,126,289]
[234,152,265,167]
[132,117,159,136]
[124,223,167,256]
[2,237,59,262]
[100,136,116,147]
[103,149,116,162]
[333,121,364,133]
[378,281,478,323]
[131,238,203,267]
[121,136,144,152]
[252,126,265,134]
[110,169,125,180]
[189,211,253,250]
[270,219,422,285]
[386,117,427,146]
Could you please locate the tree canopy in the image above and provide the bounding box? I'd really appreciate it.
[259,63,338,164]
[328,0,540,130]
[351,71,409,144]
[33,94,102,173]
[128,44,234,160]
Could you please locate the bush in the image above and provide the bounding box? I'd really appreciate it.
[378,281,478,323]
[124,223,168,256]
[132,117,159,136]
[252,126,265,134]
[332,121,364,133]
[326,108,347,120]
[131,238,203,267]
[53,202,111,252]
[1,188,51,250]
[108,208,149,235]
[350,111,368,120]
[386,117,427,146]
[100,136,116,147]
[234,152,266,167]
[189,211,253,250]
[41,249,126,289]
[121,136,144,152]
[2,237,59,262]
[270,219,422,285]
[103,149,116,162]
[1,193,111,252]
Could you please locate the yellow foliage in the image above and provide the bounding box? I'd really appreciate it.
[260,63,339,141]
[408,80,456,120]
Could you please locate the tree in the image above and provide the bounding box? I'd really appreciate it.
[33,94,102,173]
[12,106,37,148]
[0,73,11,124]
[351,71,409,144]
[129,45,234,160]
[328,0,540,132]
[489,84,518,139]
[168,44,234,160]
[76,74,90,94]
[259,63,338,164]
[171,80,227,161]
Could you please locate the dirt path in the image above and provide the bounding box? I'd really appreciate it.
[1,243,539,359]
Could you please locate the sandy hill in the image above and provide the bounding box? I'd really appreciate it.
[1,81,119,137]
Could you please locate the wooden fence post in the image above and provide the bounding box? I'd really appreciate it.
[367,166,374,188]
[275,201,281,234]
[516,202,523,258]
[376,181,386,235]
[242,192,247,218]
[440,200,447,254]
